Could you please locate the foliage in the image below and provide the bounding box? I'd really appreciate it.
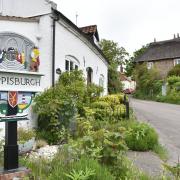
[108,65,123,94]
[155,76,180,104]
[99,39,129,66]
[156,89,180,104]
[99,39,129,94]
[21,157,50,180]
[125,44,149,77]
[109,153,151,180]
[85,83,104,104]
[17,128,35,144]
[35,139,48,149]
[167,75,180,87]
[21,151,115,180]
[163,161,180,179]
[125,121,158,151]
[90,94,126,121]
[34,70,103,144]
[65,168,95,180]
[133,63,161,99]
[168,64,180,77]
[153,144,168,161]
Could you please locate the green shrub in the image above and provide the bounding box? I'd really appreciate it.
[35,139,48,149]
[113,104,126,119]
[66,157,115,180]
[125,122,158,151]
[99,94,121,108]
[167,76,180,87]
[76,119,93,137]
[110,153,151,180]
[18,128,35,144]
[34,71,104,144]
[174,81,180,90]
[91,101,111,109]
[168,64,180,77]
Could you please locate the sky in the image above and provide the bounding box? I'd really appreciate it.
[53,0,180,55]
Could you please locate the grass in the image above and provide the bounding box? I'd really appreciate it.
[153,143,168,161]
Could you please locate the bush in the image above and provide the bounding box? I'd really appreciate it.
[65,157,115,180]
[168,64,180,77]
[167,76,180,87]
[133,63,161,99]
[35,139,48,149]
[34,70,103,144]
[22,149,115,180]
[91,94,126,121]
[125,121,158,151]
[18,128,35,144]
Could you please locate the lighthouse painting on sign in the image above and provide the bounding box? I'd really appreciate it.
[0,91,34,119]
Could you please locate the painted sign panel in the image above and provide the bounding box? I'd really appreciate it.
[0,33,43,121]
[0,70,43,92]
[0,91,34,120]
[0,33,40,72]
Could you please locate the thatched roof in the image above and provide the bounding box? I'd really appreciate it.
[135,38,180,62]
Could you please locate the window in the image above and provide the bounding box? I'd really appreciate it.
[174,59,180,66]
[70,61,73,71]
[65,60,69,71]
[65,55,80,71]
[147,62,153,69]
[99,74,104,88]
[86,67,93,84]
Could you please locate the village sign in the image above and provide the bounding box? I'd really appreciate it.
[0,32,43,170]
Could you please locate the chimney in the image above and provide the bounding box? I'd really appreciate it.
[154,38,156,42]
[177,33,180,38]
[174,34,176,39]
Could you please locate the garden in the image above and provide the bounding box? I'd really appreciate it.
[0,70,178,179]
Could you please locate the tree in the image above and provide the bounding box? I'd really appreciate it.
[99,39,129,94]
[125,44,149,77]
[168,64,180,77]
[133,63,161,98]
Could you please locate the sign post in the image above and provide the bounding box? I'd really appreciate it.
[0,32,43,178]
[4,121,18,170]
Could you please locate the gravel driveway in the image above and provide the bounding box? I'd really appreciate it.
[130,98,180,165]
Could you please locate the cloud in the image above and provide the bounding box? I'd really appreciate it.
[53,0,180,54]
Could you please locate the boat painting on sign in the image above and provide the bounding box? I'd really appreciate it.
[0,91,34,120]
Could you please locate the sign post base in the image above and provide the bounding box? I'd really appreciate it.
[0,167,30,179]
[4,121,18,170]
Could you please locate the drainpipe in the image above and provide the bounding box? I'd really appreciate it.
[52,13,59,87]
[52,18,56,87]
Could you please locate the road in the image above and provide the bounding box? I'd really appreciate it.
[130,98,180,164]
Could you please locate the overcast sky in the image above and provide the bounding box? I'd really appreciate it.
[53,0,180,55]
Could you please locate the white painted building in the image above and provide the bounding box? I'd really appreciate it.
[0,0,108,137]
[120,73,136,93]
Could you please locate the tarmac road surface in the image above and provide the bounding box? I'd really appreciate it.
[130,98,180,164]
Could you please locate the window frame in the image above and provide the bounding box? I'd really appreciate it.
[147,62,154,69]
[174,58,180,66]
[65,55,80,71]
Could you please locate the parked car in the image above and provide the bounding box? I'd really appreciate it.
[123,88,134,94]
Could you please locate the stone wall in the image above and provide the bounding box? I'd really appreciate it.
[154,59,174,78]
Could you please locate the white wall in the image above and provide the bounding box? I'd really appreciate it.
[0,16,53,135]
[55,20,108,95]
[0,0,55,17]
[122,80,136,90]
[0,13,108,138]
